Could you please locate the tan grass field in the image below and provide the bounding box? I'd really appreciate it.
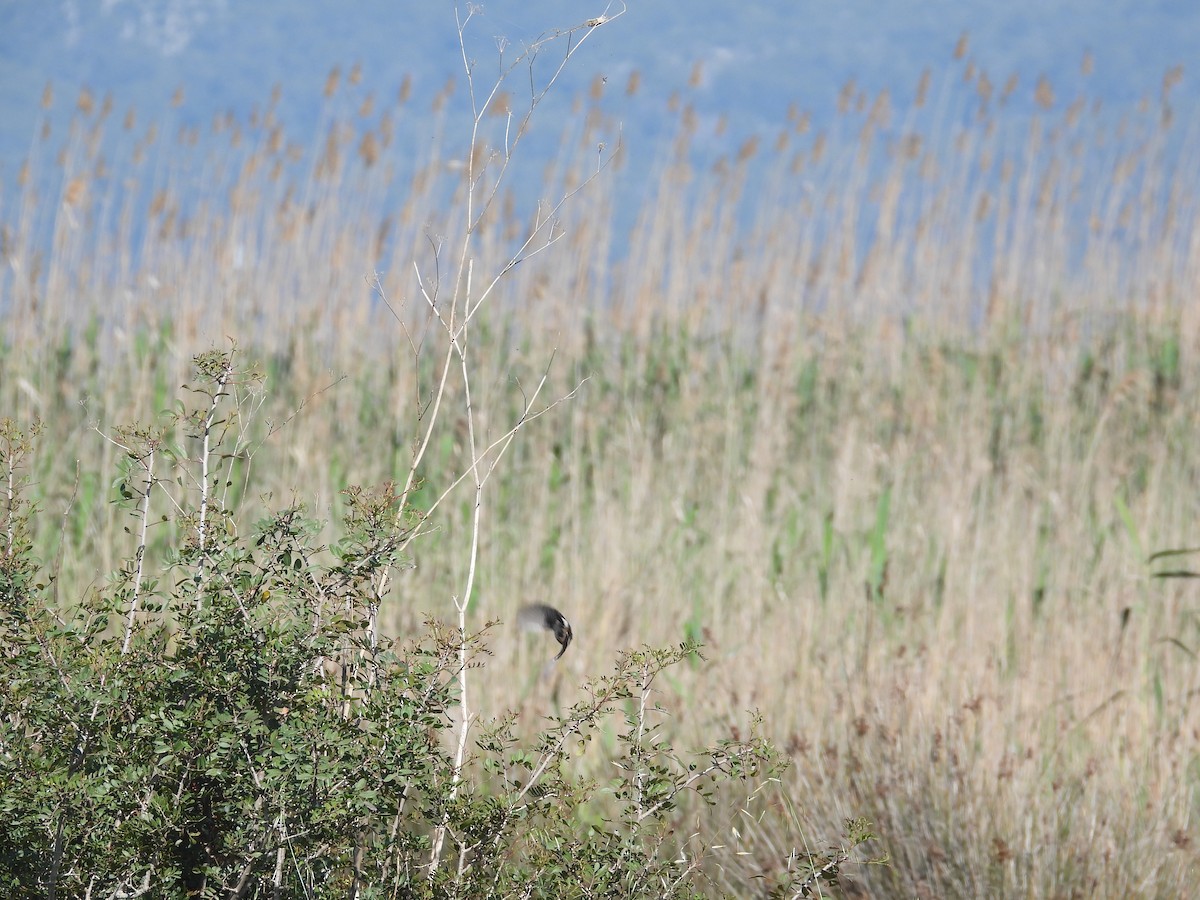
[3,49,1200,896]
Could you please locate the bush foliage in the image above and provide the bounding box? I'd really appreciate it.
[0,358,874,897]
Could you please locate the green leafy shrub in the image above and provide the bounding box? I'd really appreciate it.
[0,359,787,898]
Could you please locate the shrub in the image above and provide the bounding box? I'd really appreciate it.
[0,358,789,897]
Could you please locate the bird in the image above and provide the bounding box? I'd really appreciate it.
[517,604,573,660]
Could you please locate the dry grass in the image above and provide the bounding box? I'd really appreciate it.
[3,47,1200,897]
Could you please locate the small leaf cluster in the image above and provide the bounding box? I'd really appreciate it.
[765,817,890,898]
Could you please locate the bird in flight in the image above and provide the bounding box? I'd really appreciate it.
[518,604,573,660]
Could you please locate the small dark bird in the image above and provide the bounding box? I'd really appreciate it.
[518,604,573,660]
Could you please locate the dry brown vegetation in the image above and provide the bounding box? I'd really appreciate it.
[3,36,1200,897]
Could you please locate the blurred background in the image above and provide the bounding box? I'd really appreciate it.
[3,2,1200,896]
[2,0,1198,232]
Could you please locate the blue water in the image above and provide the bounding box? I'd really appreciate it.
[3,1,1196,174]
[0,0,1195,291]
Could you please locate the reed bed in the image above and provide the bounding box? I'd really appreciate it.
[2,43,1199,896]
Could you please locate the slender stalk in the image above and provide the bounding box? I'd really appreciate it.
[194,361,233,606]
[3,443,14,558]
[633,661,652,821]
[429,260,485,880]
[121,447,155,655]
